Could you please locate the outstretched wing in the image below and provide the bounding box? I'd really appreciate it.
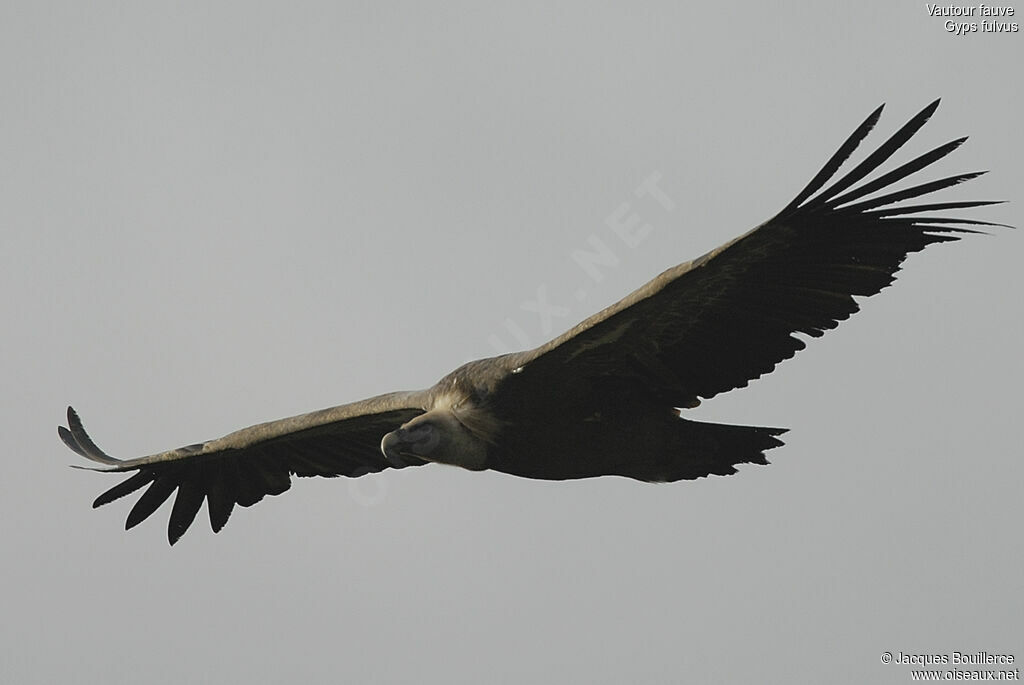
[59,390,429,544]
[501,100,1007,407]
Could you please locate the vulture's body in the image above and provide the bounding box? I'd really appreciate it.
[59,101,1006,544]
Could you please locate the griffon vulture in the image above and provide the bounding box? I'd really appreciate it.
[60,100,1005,544]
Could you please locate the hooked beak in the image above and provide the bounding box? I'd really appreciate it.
[381,423,437,468]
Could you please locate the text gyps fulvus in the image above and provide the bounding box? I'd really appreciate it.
[59,100,1006,544]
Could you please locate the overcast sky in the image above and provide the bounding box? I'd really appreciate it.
[2,3,1021,684]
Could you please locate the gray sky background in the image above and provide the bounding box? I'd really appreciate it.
[2,3,1021,684]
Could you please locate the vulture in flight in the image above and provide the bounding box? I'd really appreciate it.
[60,100,1004,545]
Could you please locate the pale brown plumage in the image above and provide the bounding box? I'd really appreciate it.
[59,100,1006,544]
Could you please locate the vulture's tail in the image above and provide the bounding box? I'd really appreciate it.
[630,417,787,483]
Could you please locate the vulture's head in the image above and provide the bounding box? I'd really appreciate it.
[380,398,499,471]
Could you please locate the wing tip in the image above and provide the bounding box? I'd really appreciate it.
[786,98,957,217]
[58,405,126,465]
[921,97,941,120]
[59,406,85,455]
